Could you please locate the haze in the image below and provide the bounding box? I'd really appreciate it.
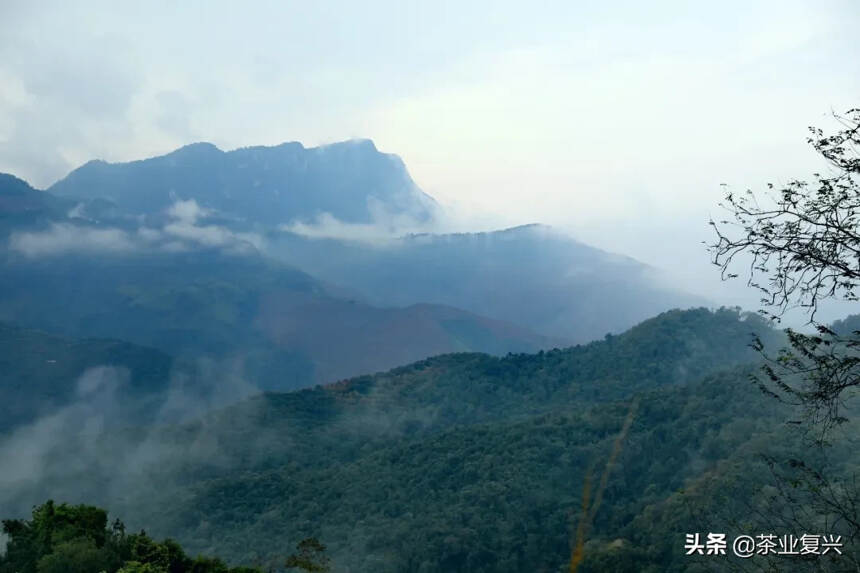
[1,0,858,318]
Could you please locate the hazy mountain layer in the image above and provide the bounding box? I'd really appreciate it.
[2,141,703,392]
[5,136,706,349]
[269,224,706,342]
[0,174,71,235]
[47,139,438,226]
[0,252,556,391]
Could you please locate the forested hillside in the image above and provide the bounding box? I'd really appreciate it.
[0,252,554,391]
[7,308,846,572]
[0,501,262,573]
[0,322,173,431]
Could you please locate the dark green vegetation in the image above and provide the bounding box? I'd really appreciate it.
[9,308,852,572]
[0,500,261,573]
[706,107,860,572]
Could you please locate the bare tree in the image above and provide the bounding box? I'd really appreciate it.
[709,108,860,571]
[709,107,860,432]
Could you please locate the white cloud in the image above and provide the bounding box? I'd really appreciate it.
[164,220,261,251]
[0,0,856,307]
[279,196,437,242]
[166,198,209,223]
[8,223,137,256]
[7,199,263,256]
[162,199,263,251]
[0,357,264,518]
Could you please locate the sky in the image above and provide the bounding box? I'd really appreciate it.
[1,0,858,317]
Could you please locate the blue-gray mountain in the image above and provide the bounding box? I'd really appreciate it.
[0,139,702,389]
[0,173,69,231]
[47,139,439,226]
[269,224,706,342]
[0,251,556,391]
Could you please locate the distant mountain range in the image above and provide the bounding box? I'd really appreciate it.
[0,139,705,390]
[47,139,439,226]
[0,173,69,231]
[0,252,555,391]
[269,224,705,342]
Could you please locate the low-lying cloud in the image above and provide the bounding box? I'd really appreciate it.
[0,356,263,523]
[8,199,263,256]
[8,224,138,256]
[279,198,437,243]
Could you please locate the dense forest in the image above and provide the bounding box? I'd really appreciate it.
[0,500,268,573]
[5,308,856,571]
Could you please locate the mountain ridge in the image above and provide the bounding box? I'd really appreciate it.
[270,223,705,342]
[47,138,439,226]
[0,307,792,573]
[0,251,559,391]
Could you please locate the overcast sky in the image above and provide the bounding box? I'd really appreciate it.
[1,0,858,317]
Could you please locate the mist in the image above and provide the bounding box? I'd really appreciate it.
[2,2,857,299]
[0,357,263,525]
[7,199,264,257]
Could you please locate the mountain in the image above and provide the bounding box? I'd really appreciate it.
[0,170,562,393]
[832,313,860,336]
[0,174,52,216]
[15,139,705,346]
[0,250,557,391]
[268,224,706,342]
[1,308,806,573]
[0,321,173,432]
[1,143,702,390]
[0,174,70,233]
[166,367,791,573]
[47,139,439,226]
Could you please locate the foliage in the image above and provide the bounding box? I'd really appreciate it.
[0,501,260,573]
[753,324,859,440]
[285,538,331,572]
[88,309,798,572]
[709,108,860,429]
[709,107,860,571]
[6,308,852,571]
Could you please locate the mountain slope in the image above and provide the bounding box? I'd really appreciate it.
[26,139,706,348]
[47,139,438,225]
[0,174,71,235]
[123,309,840,573]
[0,308,799,573]
[164,368,791,573]
[269,224,706,342]
[0,322,173,432]
[0,250,556,390]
